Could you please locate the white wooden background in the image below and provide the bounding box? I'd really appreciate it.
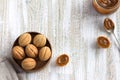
[0,0,120,80]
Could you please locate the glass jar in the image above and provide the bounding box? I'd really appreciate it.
[93,0,120,14]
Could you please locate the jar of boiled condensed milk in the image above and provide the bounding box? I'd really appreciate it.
[93,0,120,14]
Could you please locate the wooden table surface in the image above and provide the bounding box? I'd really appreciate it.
[0,0,120,80]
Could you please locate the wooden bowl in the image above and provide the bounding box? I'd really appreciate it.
[12,32,52,72]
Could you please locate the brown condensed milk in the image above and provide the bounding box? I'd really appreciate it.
[93,0,120,14]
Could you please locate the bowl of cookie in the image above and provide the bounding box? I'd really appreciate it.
[11,32,52,72]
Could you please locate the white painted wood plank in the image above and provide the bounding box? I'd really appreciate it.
[0,0,120,80]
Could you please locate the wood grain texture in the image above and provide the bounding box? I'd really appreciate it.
[0,0,120,80]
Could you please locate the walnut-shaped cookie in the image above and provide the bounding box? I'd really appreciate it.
[21,58,36,70]
[33,34,46,47]
[12,46,25,60]
[25,44,38,58]
[39,46,51,61]
[18,33,32,47]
